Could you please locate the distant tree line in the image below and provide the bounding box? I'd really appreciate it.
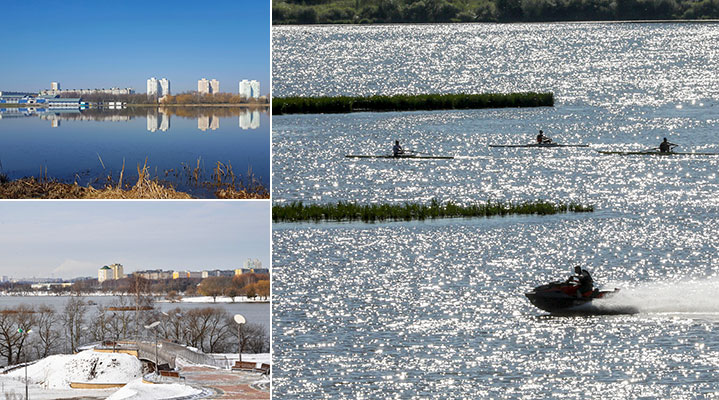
[0,273,270,301]
[273,0,719,24]
[161,92,270,105]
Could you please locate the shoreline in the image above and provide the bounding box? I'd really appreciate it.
[0,292,269,303]
[273,19,719,26]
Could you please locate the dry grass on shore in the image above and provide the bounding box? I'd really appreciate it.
[0,159,269,199]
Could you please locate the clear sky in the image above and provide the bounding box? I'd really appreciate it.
[0,201,270,280]
[0,0,270,95]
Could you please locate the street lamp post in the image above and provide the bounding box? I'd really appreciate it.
[18,328,32,400]
[144,321,161,376]
[233,314,246,364]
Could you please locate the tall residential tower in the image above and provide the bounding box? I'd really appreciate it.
[147,77,171,97]
[198,78,220,95]
[239,80,260,99]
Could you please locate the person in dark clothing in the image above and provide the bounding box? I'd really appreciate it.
[572,265,593,298]
[659,137,677,153]
[393,140,404,157]
[536,130,552,144]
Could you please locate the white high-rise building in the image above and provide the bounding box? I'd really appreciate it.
[51,82,60,91]
[198,78,220,94]
[198,78,210,94]
[239,80,261,99]
[148,77,171,97]
[159,78,170,97]
[239,80,251,98]
[147,77,158,96]
[249,80,260,98]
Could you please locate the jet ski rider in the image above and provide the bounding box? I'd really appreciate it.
[571,266,594,298]
[393,140,404,157]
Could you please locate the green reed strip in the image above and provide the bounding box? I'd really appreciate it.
[273,199,593,222]
[272,92,554,115]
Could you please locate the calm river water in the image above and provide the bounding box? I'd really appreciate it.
[273,23,719,399]
[0,106,270,198]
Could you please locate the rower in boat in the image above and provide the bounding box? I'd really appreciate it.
[659,138,678,153]
[536,130,552,144]
[393,140,404,157]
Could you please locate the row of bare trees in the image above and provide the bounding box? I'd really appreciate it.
[196,274,270,303]
[0,295,269,367]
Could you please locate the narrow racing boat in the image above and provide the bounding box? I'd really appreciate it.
[597,150,719,156]
[490,143,589,148]
[345,154,454,159]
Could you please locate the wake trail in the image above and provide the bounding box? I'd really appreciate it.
[596,279,719,314]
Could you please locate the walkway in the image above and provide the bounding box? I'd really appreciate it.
[179,365,269,399]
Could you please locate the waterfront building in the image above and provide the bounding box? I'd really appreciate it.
[239,80,260,99]
[134,270,172,280]
[198,78,220,94]
[51,82,60,91]
[109,263,124,280]
[147,77,158,96]
[198,78,209,94]
[147,77,171,97]
[98,266,112,283]
[40,87,135,96]
[171,270,203,279]
[159,78,170,97]
[201,270,235,278]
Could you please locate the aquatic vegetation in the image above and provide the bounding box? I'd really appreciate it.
[272,92,554,115]
[273,199,594,222]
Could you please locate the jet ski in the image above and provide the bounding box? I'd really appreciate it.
[525,272,638,315]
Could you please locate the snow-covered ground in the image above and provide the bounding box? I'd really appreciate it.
[0,377,115,399]
[7,350,141,389]
[208,353,271,370]
[106,378,201,400]
[160,295,268,303]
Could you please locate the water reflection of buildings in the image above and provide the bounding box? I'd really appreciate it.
[239,109,260,130]
[147,110,170,132]
[198,115,220,131]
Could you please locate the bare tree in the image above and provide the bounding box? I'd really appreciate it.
[0,306,37,365]
[87,305,111,343]
[205,309,232,353]
[32,305,61,358]
[231,322,269,355]
[62,296,87,353]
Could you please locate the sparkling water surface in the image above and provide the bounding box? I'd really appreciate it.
[273,22,719,399]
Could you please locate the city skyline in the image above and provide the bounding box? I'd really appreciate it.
[0,202,270,279]
[0,1,270,94]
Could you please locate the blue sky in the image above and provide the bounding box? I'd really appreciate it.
[0,0,270,95]
[0,202,270,279]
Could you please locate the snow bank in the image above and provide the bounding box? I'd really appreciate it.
[106,378,201,400]
[7,350,141,389]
